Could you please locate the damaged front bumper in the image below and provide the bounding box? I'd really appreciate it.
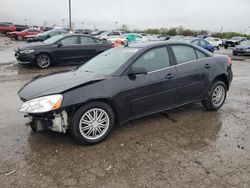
[26,110,68,133]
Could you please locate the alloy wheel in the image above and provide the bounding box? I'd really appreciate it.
[212,85,225,107]
[37,55,50,68]
[79,108,110,140]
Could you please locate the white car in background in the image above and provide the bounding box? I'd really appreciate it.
[205,37,222,49]
[140,33,158,41]
[97,31,125,40]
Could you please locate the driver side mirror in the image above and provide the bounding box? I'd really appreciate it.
[57,42,63,48]
[128,67,147,76]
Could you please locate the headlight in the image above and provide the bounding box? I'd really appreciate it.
[245,48,250,52]
[19,94,63,113]
[20,49,35,54]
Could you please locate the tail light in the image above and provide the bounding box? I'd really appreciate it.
[228,57,232,65]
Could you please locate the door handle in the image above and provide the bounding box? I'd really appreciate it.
[204,64,210,69]
[165,73,174,80]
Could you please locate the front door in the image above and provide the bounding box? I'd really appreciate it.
[52,36,80,63]
[123,46,178,118]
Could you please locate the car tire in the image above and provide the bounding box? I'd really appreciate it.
[17,35,23,41]
[35,53,51,68]
[224,45,228,49]
[69,102,115,145]
[233,53,237,56]
[202,81,227,111]
[217,45,220,50]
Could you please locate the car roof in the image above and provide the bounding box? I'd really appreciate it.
[127,41,197,48]
[57,33,97,38]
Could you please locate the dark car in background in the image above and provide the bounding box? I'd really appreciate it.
[8,28,42,40]
[14,24,29,31]
[18,42,233,144]
[233,40,250,56]
[15,34,114,68]
[26,28,67,43]
[0,23,16,34]
[224,37,247,49]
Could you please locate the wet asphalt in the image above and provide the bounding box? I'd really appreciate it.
[0,36,250,187]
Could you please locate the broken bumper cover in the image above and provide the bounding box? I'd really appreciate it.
[26,110,68,133]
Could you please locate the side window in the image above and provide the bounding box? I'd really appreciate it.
[107,32,114,36]
[200,40,209,46]
[80,36,95,44]
[60,36,78,45]
[132,47,170,72]
[171,45,197,64]
[195,50,208,59]
[192,40,201,46]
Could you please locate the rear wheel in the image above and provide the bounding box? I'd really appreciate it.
[202,81,227,111]
[35,53,51,68]
[70,102,115,145]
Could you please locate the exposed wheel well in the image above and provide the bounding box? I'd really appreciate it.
[212,74,229,90]
[67,99,120,126]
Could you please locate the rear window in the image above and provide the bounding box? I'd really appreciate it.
[171,45,197,64]
[195,50,208,59]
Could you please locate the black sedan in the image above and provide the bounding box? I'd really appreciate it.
[18,42,233,144]
[15,34,113,68]
[233,40,250,56]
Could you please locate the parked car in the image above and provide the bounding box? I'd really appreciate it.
[75,29,92,34]
[0,23,16,34]
[26,28,67,43]
[91,30,107,36]
[8,28,42,40]
[140,33,158,41]
[197,35,209,39]
[14,24,29,31]
[154,35,170,41]
[18,42,233,144]
[205,37,222,49]
[123,33,149,43]
[14,34,113,68]
[233,40,250,56]
[97,31,126,40]
[224,37,247,49]
[180,37,214,53]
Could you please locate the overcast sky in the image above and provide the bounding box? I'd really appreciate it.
[1,0,250,33]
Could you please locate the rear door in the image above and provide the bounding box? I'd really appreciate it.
[78,36,98,62]
[169,44,211,104]
[124,46,178,118]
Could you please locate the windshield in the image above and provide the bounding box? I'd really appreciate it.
[78,47,139,75]
[231,37,241,40]
[43,35,64,44]
[37,30,50,36]
[240,40,250,46]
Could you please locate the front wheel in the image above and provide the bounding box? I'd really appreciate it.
[202,81,227,111]
[35,53,51,68]
[70,102,115,145]
[17,35,23,41]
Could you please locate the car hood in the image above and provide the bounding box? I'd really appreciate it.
[17,42,50,50]
[227,39,238,42]
[235,45,250,49]
[18,70,106,101]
